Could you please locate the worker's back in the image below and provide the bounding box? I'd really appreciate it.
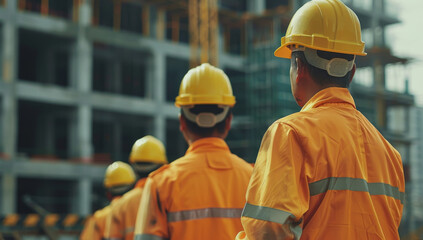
[280,88,404,239]
[136,137,253,240]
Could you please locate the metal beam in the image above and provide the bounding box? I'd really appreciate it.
[153,51,166,141]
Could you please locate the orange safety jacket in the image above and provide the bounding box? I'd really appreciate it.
[80,216,95,240]
[107,178,147,240]
[236,87,405,240]
[134,137,253,240]
[80,197,120,240]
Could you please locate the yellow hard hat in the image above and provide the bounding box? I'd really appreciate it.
[104,161,136,188]
[129,135,168,165]
[175,63,235,107]
[274,0,366,59]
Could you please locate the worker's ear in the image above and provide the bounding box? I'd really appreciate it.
[296,57,307,83]
[349,64,356,85]
[106,191,113,201]
[179,114,186,132]
[225,113,233,131]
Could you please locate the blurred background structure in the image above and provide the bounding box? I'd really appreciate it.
[0,0,420,239]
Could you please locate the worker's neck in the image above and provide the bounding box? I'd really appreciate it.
[184,130,226,146]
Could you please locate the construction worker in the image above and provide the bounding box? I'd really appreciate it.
[236,0,405,239]
[133,63,253,239]
[106,135,168,240]
[80,161,136,240]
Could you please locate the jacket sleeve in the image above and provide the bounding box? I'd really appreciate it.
[134,177,169,240]
[236,122,308,240]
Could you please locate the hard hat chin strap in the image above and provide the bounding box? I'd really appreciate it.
[292,46,355,77]
[182,105,230,128]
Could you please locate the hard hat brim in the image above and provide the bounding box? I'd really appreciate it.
[274,46,292,59]
[175,95,236,108]
[275,43,367,59]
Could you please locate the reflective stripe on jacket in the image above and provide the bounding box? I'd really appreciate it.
[107,178,147,240]
[236,87,404,240]
[134,137,253,240]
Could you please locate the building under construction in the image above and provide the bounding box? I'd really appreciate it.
[0,0,416,238]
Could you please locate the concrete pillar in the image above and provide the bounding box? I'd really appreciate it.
[70,0,93,160]
[1,0,18,214]
[71,0,93,215]
[1,175,17,214]
[153,51,166,142]
[77,178,92,215]
[247,0,265,14]
[77,106,93,158]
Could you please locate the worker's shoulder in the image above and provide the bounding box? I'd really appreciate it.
[150,153,196,176]
[120,187,142,203]
[272,108,335,130]
[93,205,111,219]
[270,112,308,130]
[148,162,171,178]
[229,153,253,171]
[112,188,142,215]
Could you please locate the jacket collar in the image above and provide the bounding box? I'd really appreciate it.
[186,137,229,155]
[301,87,356,112]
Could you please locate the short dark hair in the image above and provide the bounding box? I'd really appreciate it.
[291,50,354,88]
[181,104,231,138]
[108,184,133,197]
[132,162,162,178]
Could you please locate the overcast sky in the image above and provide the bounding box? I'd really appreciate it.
[386,0,423,106]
